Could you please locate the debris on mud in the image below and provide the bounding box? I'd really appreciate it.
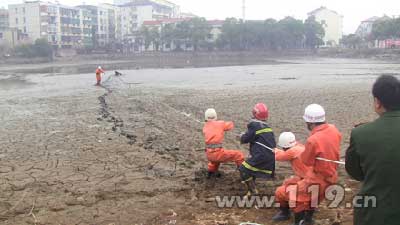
[279,77,297,80]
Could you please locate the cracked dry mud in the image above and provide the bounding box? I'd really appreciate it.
[1,58,398,225]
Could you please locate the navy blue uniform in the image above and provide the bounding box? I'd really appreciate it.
[239,119,276,180]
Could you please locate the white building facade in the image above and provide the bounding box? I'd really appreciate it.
[308,7,343,47]
[9,1,93,48]
[7,0,182,48]
[116,0,180,31]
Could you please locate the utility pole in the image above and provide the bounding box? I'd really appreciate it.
[242,0,246,22]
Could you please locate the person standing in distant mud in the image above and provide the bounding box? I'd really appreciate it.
[238,103,276,196]
[96,66,105,86]
[203,108,244,179]
[346,75,400,225]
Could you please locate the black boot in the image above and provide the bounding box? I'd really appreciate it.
[292,211,305,225]
[242,179,259,196]
[302,210,315,225]
[272,206,290,221]
[207,171,222,179]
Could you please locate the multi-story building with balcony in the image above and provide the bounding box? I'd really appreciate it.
[0,9,9,42]
[77,4,116,47]
[8,1,93,48]
[115,0,180,32]
[0,9,9,32]
[7,0,182,49]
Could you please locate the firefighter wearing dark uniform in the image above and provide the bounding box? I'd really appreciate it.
[239,103,276,196]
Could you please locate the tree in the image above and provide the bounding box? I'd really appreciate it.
[276,17,305,49]
[139,26,151,50]
[218,18,244,50]
[161,23,175,50]
[304,16,325,49]
[139,26,160,51]
[187,17,210,51]
[33,39,53,58]
[149,27,160,51]
[217,16,321,51]
[340,34,362,49]
[14,38,53,59]
[371,17,400,40]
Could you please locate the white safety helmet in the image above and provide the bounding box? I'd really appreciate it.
[303,104,326,123]
[205,108,217,121]
[278,132,297,149]
[98,66,102,69]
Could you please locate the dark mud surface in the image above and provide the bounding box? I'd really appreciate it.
[0,58,398,224]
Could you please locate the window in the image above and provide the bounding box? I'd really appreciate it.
[23,17,26,24]
[22,8,25,13]
[16,18,18,24]
[15,8,17,13]
[24,27,26,33]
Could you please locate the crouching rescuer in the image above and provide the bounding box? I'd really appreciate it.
[238,103,276,196]
[273,104,342,225]
[203,108,244,178]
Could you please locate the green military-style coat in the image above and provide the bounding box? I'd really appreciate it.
[346,110,400,225]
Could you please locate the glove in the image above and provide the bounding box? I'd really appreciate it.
[236,132,245,142]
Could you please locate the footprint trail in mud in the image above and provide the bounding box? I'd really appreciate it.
[97,77,138,145]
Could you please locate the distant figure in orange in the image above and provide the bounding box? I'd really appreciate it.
[95,66,105,85]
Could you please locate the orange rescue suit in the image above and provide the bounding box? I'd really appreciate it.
[96,68,104,85]
[275,124,342,213]
[203,120,244,172]
[275,143,310,179]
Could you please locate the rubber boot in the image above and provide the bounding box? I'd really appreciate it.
[291,211,305,225]
[207,171,222,179]
[301,210,315,225]
[272,206,291,221]
[243,179,259,196]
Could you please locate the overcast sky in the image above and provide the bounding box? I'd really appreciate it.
[1,0,399,34]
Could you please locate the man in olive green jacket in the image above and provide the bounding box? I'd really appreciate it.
[346,75,400,225]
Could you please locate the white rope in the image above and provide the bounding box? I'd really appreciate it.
[255,141,274,152]
[255,142,345,165]
[316,157,346,165]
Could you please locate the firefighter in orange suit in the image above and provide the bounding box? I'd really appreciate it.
[274,132,310,181]
[273,104,342,225]
[96,66,105,86]
[203,108,244,178]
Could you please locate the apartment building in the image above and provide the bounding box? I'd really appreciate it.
[116,0,180,31]
[0,9,9,31]
[308,7,343,46]
[115,0,180,17]
[8,1,93,48]
[0,9,9,41]
[77,5,116,47]
[7,0,182,49]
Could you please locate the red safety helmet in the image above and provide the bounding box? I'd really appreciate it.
[252,103,269,121]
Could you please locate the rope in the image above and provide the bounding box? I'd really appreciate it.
[100,73,346,166]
